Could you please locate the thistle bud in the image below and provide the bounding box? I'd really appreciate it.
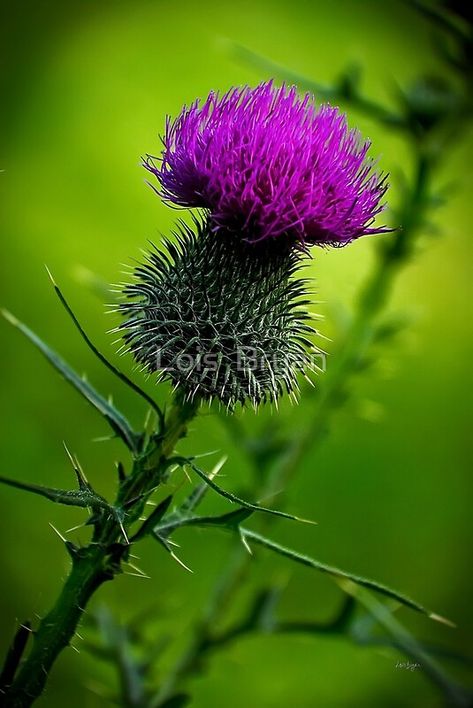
[120,220,315,408]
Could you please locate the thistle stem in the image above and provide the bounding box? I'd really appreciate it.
[1,393,199,707]
[2,546,111,707]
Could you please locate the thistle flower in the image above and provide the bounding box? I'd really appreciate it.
[144,81,388,246]
[120,220,317,408]
[122,82,390,407]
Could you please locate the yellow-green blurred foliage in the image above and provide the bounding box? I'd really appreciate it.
[1,1,472,706]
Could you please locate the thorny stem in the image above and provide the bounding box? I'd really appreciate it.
[2,546,113,707]
[153,153,436,705]
[1,395,198,708]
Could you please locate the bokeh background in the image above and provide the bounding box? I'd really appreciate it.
[1,1,472,706]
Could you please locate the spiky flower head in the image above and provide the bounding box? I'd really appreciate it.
[144,80,388,246]
[120,220,317,408]
[121,82,390,407]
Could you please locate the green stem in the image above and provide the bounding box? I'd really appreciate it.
[2,545,111,707]
[1,394,199,707]
[116,394,199,524]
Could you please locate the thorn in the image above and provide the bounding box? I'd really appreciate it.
[124,571,151,579]
[170,551,193,573]
[194,449,220,459]
[126,561,149,577]
[44,264,57,287]
[166,538,180,548]
[49,523,67,543]
[240,531,253,555]
[70,644,80,654]
[63,441,89,487]
[65,522,88,533]
[1,308,19,326]
[117,517,129,545]
[92,435,116,443]
[303,373,316,388]
[210,456,227,479]
[429,612,456,628]
[294,515,318,526]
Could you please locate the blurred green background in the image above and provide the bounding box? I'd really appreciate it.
[1,1,472,706]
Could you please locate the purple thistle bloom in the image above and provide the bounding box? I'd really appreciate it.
[144,81,389,246]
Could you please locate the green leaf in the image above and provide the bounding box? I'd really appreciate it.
[2,309,138,452]
[157,516,445,621]
[173,457,317,526]
[0,474,111,512]
[156,507,254,536]
[48,270,165,431]
[240,528,445,621]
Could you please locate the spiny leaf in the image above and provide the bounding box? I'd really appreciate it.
[47,269,165,432]
[156,507,255,536]
[157,516,447,620]
[2,309,138,452]
[240,528,444,620]
[131,495,173,541]
[187,507,254,529]
[0,474,110,512]
[174,456,317,526]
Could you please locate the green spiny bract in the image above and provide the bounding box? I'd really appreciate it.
[119,219,317,408]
